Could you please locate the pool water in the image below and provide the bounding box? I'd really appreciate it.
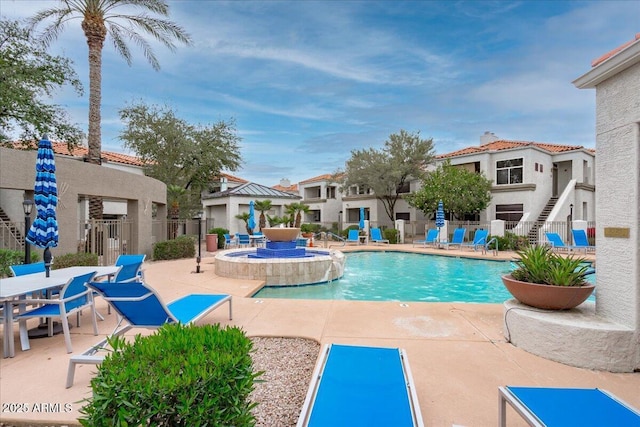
[253,252,596,303]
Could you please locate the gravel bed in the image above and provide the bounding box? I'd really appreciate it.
[250,337,320,426]
[0,337,320,427]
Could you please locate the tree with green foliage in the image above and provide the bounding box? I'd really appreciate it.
[0,19,84,146]
[407,160,493,220]
[29,0,191,219]
[285,202,310,228]
[253,200,272,231]
[119,103,242,218]
[234,212,253,234]
[335,130,435,223]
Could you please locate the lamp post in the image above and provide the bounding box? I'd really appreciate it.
[567,203,574,244]
[22,199,33,264]
[196,211,203,273]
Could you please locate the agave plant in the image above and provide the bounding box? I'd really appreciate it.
[511,245,590,287]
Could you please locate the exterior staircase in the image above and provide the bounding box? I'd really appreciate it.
[0,206,24,250]
[527,197,558,244]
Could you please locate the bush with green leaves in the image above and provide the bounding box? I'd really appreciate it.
[511,245,590,287]
[382,228,398,244]
[51,252,98,269]
[79,323,262,427]
[208,227,229,249]
[153,235,196,260]
[487,232,529,251]
[0,249,41,277]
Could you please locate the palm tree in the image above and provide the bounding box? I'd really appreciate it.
[29,0,191,219]
[235,212,252,235]
[285,202,310,228]
[253,200,272,231]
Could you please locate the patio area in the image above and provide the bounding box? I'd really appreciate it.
[0,245,636,426]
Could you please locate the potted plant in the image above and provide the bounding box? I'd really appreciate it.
[501,245,595,310]
[300,223,315,238]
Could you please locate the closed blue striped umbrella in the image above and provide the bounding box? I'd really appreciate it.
[248,200,256,232]
[435,200,445,228]
[26,135,58,276]
[359,207,365,230]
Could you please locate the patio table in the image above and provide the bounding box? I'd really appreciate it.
[0,265,120,358]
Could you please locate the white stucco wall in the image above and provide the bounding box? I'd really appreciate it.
[594,60,640,330]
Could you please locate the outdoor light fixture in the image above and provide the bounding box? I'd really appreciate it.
[22,199,34,264]
[196,211,203,273]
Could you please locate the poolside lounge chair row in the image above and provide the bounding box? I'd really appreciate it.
[545,230,596,253]
[413,228,489,251]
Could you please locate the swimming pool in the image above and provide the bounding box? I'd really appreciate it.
[253,251,596,303]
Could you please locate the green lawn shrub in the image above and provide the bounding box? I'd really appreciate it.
[0,249,41,277]
[208,227,229,249]
[52,252,98,269]
[153,235,196,260]
[79,323,262,427]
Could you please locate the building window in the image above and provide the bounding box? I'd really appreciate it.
[495,204,524,222]
[396,182,410,194]
[496,158,523,184]
[326,186,336,199]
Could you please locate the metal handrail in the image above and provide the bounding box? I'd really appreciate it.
[318,231,346,248]
[483,237,499,256]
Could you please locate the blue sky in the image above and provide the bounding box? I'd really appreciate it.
[2,0,638,185]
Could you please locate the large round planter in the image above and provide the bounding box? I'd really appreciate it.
[501,274,595,310]
[262,227,300,242]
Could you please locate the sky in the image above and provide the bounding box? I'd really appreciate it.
[1,1,639,186]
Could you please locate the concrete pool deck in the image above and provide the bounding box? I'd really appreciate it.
[2,244,636,427]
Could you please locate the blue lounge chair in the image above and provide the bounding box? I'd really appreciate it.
[297,344,424,427]
[413,229,439,247]
[461,229,488,251]
[545,232,573,252]
[370,227,389,245]
[346,229,360,245]
[66,280,232,388]
[442,227,466,250]
[499,386,640,427]
[572,229,596,253]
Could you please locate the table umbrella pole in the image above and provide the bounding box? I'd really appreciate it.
[44,247,52,277]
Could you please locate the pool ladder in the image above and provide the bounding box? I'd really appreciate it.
[483,237,499,256]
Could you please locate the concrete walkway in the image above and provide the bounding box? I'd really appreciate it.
[1,245,636,426]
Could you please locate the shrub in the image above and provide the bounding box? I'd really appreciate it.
[487,232,529,251]
[0,249,41,277]
[153,235,196,260]
[79,323,262,427]
[382,228,398,244]
[208,227,229,249]
[51,252,98,269]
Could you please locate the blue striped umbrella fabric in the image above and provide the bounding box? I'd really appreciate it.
[359,207,365,230]
[26,136,59,252]
[248,200,256,231]
[435,200,445,228]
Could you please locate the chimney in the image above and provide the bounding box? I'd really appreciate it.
[279,178,291,188]
[480,131,499,146]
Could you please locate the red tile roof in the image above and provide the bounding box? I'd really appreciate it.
[272,183,299,193]
[12,141,145,167]
[299,173,335,184]
[592,33,640,67]
[437,140,588,159]
[215,172,248,184]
